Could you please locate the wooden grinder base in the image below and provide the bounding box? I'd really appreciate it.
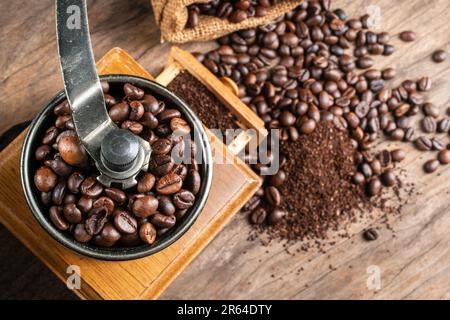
[0,48,262,300]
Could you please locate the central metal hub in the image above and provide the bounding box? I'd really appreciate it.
[101,130,140,172]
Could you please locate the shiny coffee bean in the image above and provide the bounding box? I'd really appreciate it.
[77,195,93,213]
[152,139,172,155]
[150,213,176,229]
[113,209,138,234]
[438,150,450,165]
[173,189,195,209]
[35,145,52,161]
[42,126,59,145]
[50,156,73,177]
[108,102,130,122]
[139,222,157,245]
[93,197,115,216]
[104,187,127,205]
[267,208,286,225]
[85,212,108,236]
[132,195,159,218]
[185,169,201,195]
[94,223,121,247]
[250,207,267,225]
[74,223,93,243]
[156,172,183,195]
[129,101,145,121]
[137,172,156,193]
[150,154,175,176]
[63,203,82,224]
[170,117,191,134]
[57,134,87,166]
[124,83,144,100]
[52,180,67,206]
[49,206,69,231]
[424,159,440,173]
[34,166,58,192]
[158,196,176,216]
[67,172,84,194]
[80,177,103,198]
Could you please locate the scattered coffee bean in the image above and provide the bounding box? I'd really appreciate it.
[363,228,378,241]
[438,149,450,165]
[399,31,416,42]
[424,159,440,173]
[432,50,448,63]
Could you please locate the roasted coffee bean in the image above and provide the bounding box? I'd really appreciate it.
[42,126,59,145]
[432,50,448,63]
[63,203,82,224]
[80,177,103,198]
[437,119,450,133]
[156,172,183,195]
[54,101,70,116]
[49,206,69,231]
[57,134,87,166]
[267,208,286,226]
[399,31,416,42]
[52,180,67,206]
[424,159,440,173]
[132,195,158,218]
[391,149,406,162]
[367,178,382,197]
[85,212,108,236]
[124,83,144,100]
[93,197,115,216]
[94,223,121,247]
[352,172,365,185]
[41,191,53,206]
[432,138,445,151]
[137,173,156,193]
[150,213,176,229]
[417,77,432,92]
[67,172,84,194]
[363,228,378,241]
[173,189,195,209]
[35,145,52,161]
[422,103,439,118]
[121,120,143,135]
[34,166,58,192]
[139,222,157,245]
[150,154,175,176]
[157,109,182,123]
[119,232,140,246]
[415,136,432,151]
[140,112,159,129]
[421,116,437,133]
[250,207,267,225]
[171,164,188,181]
[108,102,130,122]
[381,169,396,187]
[170,117,191,134]
[113,209,138,234]
[158,196,176,216]
[129,101,145,121]
[104,187,127,205]
[50,156,73,177]
[77,196,93,213]
[269,170,286,187]
[438,150,450,165]
[185,169,201,195]
[152,139,172,155]
[265,186,281,206]
[63,193,77,205]
[389,128,405,141]
[74,223,93,243]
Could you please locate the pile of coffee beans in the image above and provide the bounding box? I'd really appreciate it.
[195,0,450,241]
[167,71,240,135]
[187,0,280,28]
[33,82,202,247]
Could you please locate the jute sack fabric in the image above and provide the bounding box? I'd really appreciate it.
[151,0,304,43]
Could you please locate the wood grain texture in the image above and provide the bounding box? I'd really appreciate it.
[1,0,450,300]
[0,49,262,300]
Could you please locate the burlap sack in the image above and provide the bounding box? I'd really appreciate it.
[151,0,304,43]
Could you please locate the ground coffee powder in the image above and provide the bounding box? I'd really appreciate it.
[267,121,366,241]
[167,71,239,136]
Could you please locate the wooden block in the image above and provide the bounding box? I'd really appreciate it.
[0,48,261,300]
[156,46,268,155]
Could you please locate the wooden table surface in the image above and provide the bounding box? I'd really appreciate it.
[1,0,450,299]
